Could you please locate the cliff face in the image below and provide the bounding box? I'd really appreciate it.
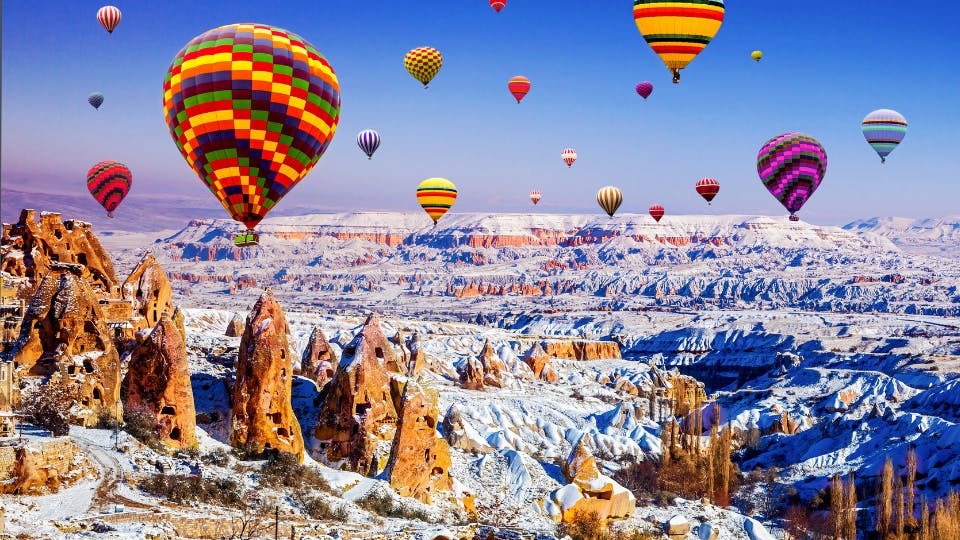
[539,340,621,361]
[230,290,304,460]
[386,384,453,503]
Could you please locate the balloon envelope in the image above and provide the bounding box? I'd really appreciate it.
[97,6,121,34]
[862,109,907,163]
[88,93,104,110]
[633,0,725,83]
[757,133,827,220]
[597,186,623,217]
[696,177,720,203]
[417,178,458,224]
[87,161,131,217]
[561,148,577,167]
[508,76,531,103]
[635,81,653,99]
[751,50,763,62]
[649,204,664,222]
[357,130,381,159]
[530,190,542,205]
[404,47,443,88]
[490,0,506,13]
[162,23,341,238]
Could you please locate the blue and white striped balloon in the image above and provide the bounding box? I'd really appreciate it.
[357,129,381,159]
[862,109,907,163]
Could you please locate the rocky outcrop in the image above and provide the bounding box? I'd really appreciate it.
[540,340,621,361]
[1,209,118,299]
[477,341,507,388]
[121,253,174,331]
[666,515,691,536]
[224,313,244,337]
[123,314,197,449]
[523,343,558,383]
[406,334,427,378]
[313,314,400,474]
[386,383,453,503]
[300,326,337,388]
[231,290,304,460]
[0,439,90,495]
[769,409,799,435]
[548,436,636,523]
[458,356,485,391]
[441,403,494,454]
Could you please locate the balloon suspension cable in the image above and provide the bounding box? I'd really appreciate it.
[672,70,680,84]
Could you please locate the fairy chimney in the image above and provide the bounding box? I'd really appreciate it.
[224,313,244,337]
[385,383,453,503]
[524,343,558,383]
[300,326,337,388]
[121,253,173,331]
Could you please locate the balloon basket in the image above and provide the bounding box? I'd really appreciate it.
[107,212,115,219]
[789,215,800,222]
[234,230,260,247]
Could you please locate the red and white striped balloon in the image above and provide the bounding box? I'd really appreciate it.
[649,204,664,222]
[530,190,542,205]
[97,6,122,34]
[695,177,720,204]
[561,148,577,168]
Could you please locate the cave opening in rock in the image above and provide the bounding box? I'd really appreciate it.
[83,360,94,373]
[169,427,181,440]
[161,405,175,415]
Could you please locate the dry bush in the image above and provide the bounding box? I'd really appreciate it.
[16,378,78,436]
[557,509,604,540]
[122,409,164,451]
[259,452,330,492]
[140,473,245,508]
[356,490,432,522]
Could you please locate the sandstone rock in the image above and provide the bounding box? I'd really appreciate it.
[300,326,337,388]
[441,403,494,454]
[666,515,691,536]
[123,314,197,449]
[224,313,244,337]
[458,356,485,391]
[121,253,173,331]
[769,410,799,435]
[523,343,558,383]
[231,290,304,460]
[0,439,88,495]
[405,333,426,377]
[477,340,507,388]
[313,315,400,474]
[386,383,453,503]
[550,436,635,523]
[539,339,621,361]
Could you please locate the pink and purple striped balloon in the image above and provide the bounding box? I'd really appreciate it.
[757,133,827,221]
[635,81,653,99]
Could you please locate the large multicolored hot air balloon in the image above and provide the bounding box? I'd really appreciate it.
[357,130,381,159]
[633,0,725,83]
[162,23,341,247]
[404,47,443,88]
[757,133,827,221]
[508,76,531,104]
[635,81,653,99]
[597,186,623,218]
[530,190,542,205]
[490,0,506,13]
[88,93,104,110]
[696,178,719,204]
[87,161,131,218]
[561,148,577,168]
[417,178,457,225]
[97,6,121,34]
[751,50,763,62]
[649,204,664,222]
[862,109,907,163]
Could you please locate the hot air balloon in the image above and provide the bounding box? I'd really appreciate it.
[404,47,443,88]
[357,130,381,159]
[508,76,531,104]
[417,178,457,225]
[649,204,664,222]
[490,0,506,13]
[695,178,719,204]
[88,93,104,110]
[561,148,577,168]
[633,0,725,83]
[530,190,542,205]
[162,23,341,247]
[87,161,131,218]
[597,186,623,218]
[757,133,827,221]
[862,109,907,163]
[97,6,121,34]
[751,50,763,62]
[635,81,653,99]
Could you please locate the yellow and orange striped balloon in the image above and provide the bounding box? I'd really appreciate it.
[633,0,725,83]
[416,178,457,225]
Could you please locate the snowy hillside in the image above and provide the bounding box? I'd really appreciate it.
[844,215,960,256]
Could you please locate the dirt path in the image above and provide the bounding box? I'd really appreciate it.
[70,433,153,512]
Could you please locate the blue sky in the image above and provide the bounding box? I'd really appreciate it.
[2,1,959,225]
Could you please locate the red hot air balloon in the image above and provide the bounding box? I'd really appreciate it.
[97,6,121,34]
[561,148,577,168]
[636,81,653,99]
[490,0,506,13]
[530,190,542,205]
[695,177,719,204]
[649,204,664,222]
[87,161,132,218]
[508,76,531,104]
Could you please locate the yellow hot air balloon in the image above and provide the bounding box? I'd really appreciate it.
[416,178,457,225]
[633,0,725,83]
[404,47,443,88]
[751,50,763,62]
[597,186,623,218]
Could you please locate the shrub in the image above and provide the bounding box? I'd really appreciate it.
[356,490,432,522]
[259,452,330,492]
[296,491,349,521]
[15,379,77,436]
[612,460,658,501]
[201,448,231,467]
[557,509,604,540]
[140,474,245,507]
[122,410,164,451]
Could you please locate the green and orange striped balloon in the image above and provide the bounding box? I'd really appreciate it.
[416,178,457,225]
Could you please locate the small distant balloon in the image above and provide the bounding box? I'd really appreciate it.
[649,204,664,222]
[490,0,506,13]
[635,81,653,99]
[757,133,827,221]
[417,178,458,225]
[88,93,104,110]
[862,109,907,163]
[696,178,720,205]
[530,190,542,205]
[357,130,381,159]
[751,50,763,62]
[97,6,121,34]
[404,47,443,88]
[87,161,131,218]
[561,148,577,168]
[597,186,623,218]
[508,76,531,104]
